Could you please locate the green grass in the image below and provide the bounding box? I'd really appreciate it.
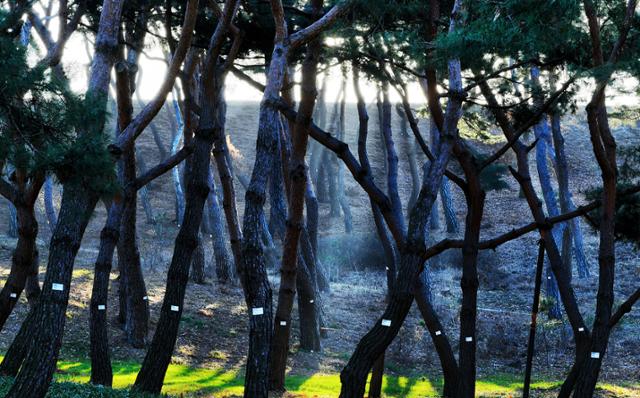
[0,358,636,397]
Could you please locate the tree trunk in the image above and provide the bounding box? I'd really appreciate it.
[43,175,58,232]
[296,253,322,351]
[190,231,206,284]
[90,199,124,386]
[0,204,39,330]
[2,1,124,394]
[136,149,156,225]
[523,241,545,398]
[6,201,18,238]
[550,112,590,278]
[270,27,322,389]
[171,97,186,226]
[207,164,233,283]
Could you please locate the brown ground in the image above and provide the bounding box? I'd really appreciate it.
[0,100,639,396]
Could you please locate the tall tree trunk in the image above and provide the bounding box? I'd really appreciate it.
[550,112,590,278]
[133,2,235,389]
[2,1,125,395]
[136,149,156,225]
[190,230,206,284]
[90,199,123,386]
[171,97,186,225]
[0,204,39,330]
[456,157,485,398]
[270,22,321,389]
[207,164,233,283]
[43,175,58,232]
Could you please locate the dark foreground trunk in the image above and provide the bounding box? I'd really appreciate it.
[90,199,123,386]
[0,205,39,330]
[133,107,216,394]
[4,185,100,398]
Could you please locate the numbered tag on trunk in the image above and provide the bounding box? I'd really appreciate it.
[381,319,391,327]
[171,305,180,312]
[52,283,64,291]
[252,307,264,316]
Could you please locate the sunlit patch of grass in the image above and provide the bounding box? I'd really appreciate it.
[71,269,93,279]
[0,358,633,397]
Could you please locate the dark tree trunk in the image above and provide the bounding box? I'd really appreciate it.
[0,204,39,330]
[90,200,123,386]
[43,175,58,231]
[190,231,206,284]
[133,3,235,389]
[269,21,321,389]
[296,253,322,351]
[456,158,485,398]
[550,112,590,278]
[6,201,18,238]
[4,185,101,398]
[171,98,186,225]
[2,1,125,394]
[136,149,156,225]
[207,165,233,283]
[414,271,458,397]
[523,241,546,398]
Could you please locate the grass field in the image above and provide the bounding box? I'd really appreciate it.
[0,358,624,397]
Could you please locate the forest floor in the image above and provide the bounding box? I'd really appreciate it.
[0,101,639,397]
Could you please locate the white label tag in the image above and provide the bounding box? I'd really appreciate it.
[381,319,391,327]
[591,352,600,359]
[143,296,148,301]
[435,330,442,336]
[309,300,314,304]
[170,305,179,312]
[280,321,287,326]
[98,305,106,310]
[578,327,584,332]
[465,336,473,342]
[547,276,552,280]
[9,293,17,298]
[52,283,64,291]
[252,307,264,316]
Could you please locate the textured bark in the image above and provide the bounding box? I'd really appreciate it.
[523,241,546,398]
[550,112,590,278]
[531,68,563,320]
[133,2,236,392]
[136,149,156,225]
[455,158,484,398]
[90,199,123,386]
[270,16,322,388]
[43,175,58,231]
[207,165,233,283]
[0,204,39,330]
[171,97,186,226]
[210,87,243,277]
[340,77,461,398]
[190,231,206,284]
[115,47,149,349]
[571,2,637,392]
[414,270,458,397]
[2,1,124,395]
[296,253,322,351]
[397,104,420,213]
[6,201,18,238]
[353,65,397,290]
[477,79,590,378]
[380,82,405,234]
[336,74,353,233]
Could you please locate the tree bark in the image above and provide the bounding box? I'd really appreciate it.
[2,1,125,395]
[0,204,39,330]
